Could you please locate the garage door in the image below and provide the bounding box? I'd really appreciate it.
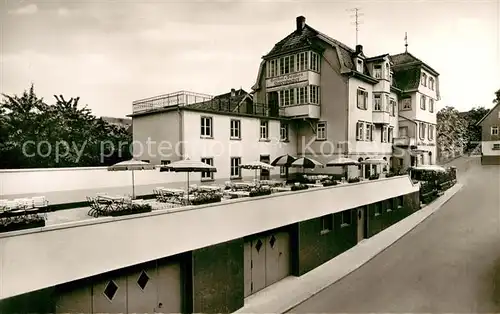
[244,231,290,297]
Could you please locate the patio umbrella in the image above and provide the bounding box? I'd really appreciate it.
[160,158,217,204]
[291,157,324,172]
[271,154,297,180]
[326,157,360,179]
[239,161,274,182]
[107,159,156,199]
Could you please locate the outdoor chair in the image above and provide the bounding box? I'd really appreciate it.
[32,196,49,210]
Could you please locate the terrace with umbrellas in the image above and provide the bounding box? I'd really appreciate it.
[0,155,400,233]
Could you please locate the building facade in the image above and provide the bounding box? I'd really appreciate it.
[131,88,297,182]
[477,103,500,164]
[252,16,440,177]
[391,52,440,167]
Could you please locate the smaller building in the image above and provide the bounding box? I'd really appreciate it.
[476,103,500,165]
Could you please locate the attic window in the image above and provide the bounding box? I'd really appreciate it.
[373,64,382,79]
[356,60,363,73]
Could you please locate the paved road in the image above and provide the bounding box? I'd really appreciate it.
[289,156,500,313]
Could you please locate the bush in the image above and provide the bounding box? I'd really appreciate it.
[385,172,396,178]
[0,215,45,233]
[322,180,338,187]
[191,194,222,205]
[348,177,361,183]
[369,174,380,180]
[291,184,309,191]
[109,203,152,216]
[249,188,272,197]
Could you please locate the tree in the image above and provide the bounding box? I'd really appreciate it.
[461,106,489,152]
[436,106,467,162]
[0,85,132,169]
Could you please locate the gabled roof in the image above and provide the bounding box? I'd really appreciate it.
[475,103,498,126]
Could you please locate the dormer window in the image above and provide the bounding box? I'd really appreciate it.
[421,72,427,86]
[356,59,363,73]
[373,64,382,79]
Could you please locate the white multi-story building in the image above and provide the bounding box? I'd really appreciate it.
[131,88,297,182]
[391,52,440,167]
[132,16,441,180]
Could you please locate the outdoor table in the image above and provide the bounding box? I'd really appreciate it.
[97,195,128,212]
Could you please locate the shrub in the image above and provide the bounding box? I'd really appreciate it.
[0,215,45,233]
[191,194,222,205]
[109,203,153,216]
[369,174,380,180]
[249,188,272,197]
[291,184,309,191]
[348,177,361,183]
[322,180,338,187]
[385,172,396,178]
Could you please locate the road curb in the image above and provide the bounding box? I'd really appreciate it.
[235,183,463,314]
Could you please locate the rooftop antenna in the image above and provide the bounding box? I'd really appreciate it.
[404,32,408,52]
[347,7,364,46]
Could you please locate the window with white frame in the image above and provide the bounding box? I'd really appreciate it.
[493,143,500,150]
[316,122,326,140]
[421,72,427,86]
[298,86,308,104]
[280,122,289,141]
[381,125,388,143]
[260,120,269,140]
[310,52,320,72]
[428,124,434,140]
[390,98,396,116]
[279,89,293,107]
[356,59,363,73]
[429,77,435,90]
[201,158,214,180]
[310,85,320,104]
[279,55,294,75]
[420,96,426,110]
[373,94,381,111]
[429,98,434,113]
[491,126,499,135]
[402,98,411,110]
[297,51,308,71]
[373,64,382,78]
[356,121,364,141]
[230,157,241,178]
[200,116,213,138]
[365,123,373,141]
[388,127,394,143]
[419,122,426,140]
[267,59,278,78]
[230,119,241,139]
[357,88,368,110]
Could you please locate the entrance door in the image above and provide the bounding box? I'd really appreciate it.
[127,266,157,313]
[92,276,127,313]
[243,241,252,297]
[156,262,182,313]
[250,238,267,294]
[260,155,270,180]
[357,207,366,242]
[265,232,290,286]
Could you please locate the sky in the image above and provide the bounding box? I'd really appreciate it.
[1,0,499,118]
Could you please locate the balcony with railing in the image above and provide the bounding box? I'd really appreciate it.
[132,91,214,114]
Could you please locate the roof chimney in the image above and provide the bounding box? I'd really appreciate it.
[296,16,306,33]
[231,88,236,97]
[355,45,363,54]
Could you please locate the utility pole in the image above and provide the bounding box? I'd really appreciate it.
[347,7,364,46]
